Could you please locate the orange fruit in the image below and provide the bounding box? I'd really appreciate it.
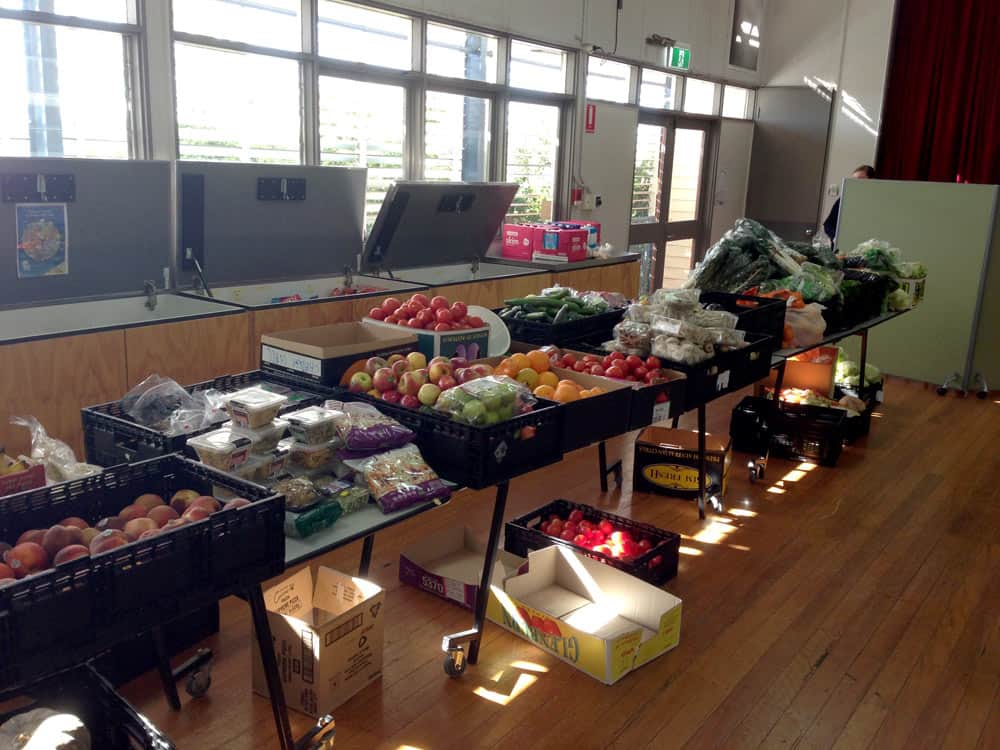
[557,379,579,390]
[527,350,550,372]
[537,371,559,388]
[533,384,556,400]
[554,384,581,403]
[509,353,531,372]
[498,358,513,372]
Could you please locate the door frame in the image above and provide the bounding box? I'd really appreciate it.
[628,113,714,291]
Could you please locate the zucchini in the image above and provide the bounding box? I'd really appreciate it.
[524,311,548,321]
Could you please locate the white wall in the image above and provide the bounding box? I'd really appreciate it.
[761,0,896,224]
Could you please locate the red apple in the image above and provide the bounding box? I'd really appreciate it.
[124,517,159,541]
[428,361,452,382]
[5,542,49,577]
[58,517,89,530]
[450,356,469,371]
[380,389,402,404]
[387,354,406,365]
[365,356,389,375]
[372,367,397,393]
[398,371,422,397]
[90,529,128,555]
[437,375,458,390]
[53,545,90,566]
[17,529,46,546]
[133,493,165,512]
[41,525,83,559]
[79,528,99,547]
[117,505,146,522]
[400,394,421,409]
[162,518,191,531]
[391,359,410,379]
[147,506,180,528]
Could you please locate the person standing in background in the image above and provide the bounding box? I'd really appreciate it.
[823,164,875,246]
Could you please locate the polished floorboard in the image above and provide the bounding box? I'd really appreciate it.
[122,378,1000,749]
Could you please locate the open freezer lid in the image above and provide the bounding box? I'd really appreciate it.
[362,181,518,273]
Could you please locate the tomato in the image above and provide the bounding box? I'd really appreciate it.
[417,309,435,325]
[593,544,613,557]
[582,355,600,364]
[410,293,430,308]
[560,528,575,541]
[548,520,563,535]
[540,521,550,535]
[384,315,399,325]
[573,534,588,545]
[611,351,626,361]
[590,531,605,545]
[406,301,424,317]
[626,375,638,382]
[369,307,386,320]
[467,316,485,328]
[606,365,626,379]
[589,364,606,377]
[655,392,669,404]
[598,519,614,536]
[549,514,562,523]
[434,323,452,332]
[397,319,409,327]
[625,355,644,371]
[430,295,449,310]
[569,509,584,523]
[563,521,577,535]
[381,297,401,313]
[637,538,653,553]
[450,301,468,320]
[602,355,615,369]
[435,308,453,323]
[633,366,648,380]
[610,530,630,545]
[396,307,411,320]
[408,318,424,329]
[578,519,593,532]
[646,356,662,370]
[573,360,588,373]
[644,368,661,382]
[648,555,664,568]
[561,353,577,367]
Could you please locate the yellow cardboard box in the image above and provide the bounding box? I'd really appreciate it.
[486,546,682,684]
[252,566,385,717]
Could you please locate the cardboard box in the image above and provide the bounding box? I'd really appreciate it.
[362,317,489,360]
[633,427,731,498]
[761,345,838,398]
[486,546,682,684]
[502,224,544,261]
[398,526,526,609]
[0,462,45,498]
[261,322,417,386]
[252,567,385,717]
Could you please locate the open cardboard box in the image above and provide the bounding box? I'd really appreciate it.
[0,462,45,498]
[261,322,417,386]
[633,426,731,498]
[363,317,490,360]
[486,545,682,684]
[399,525,526,610]
[760,345,838,398]
[251,566,385,717]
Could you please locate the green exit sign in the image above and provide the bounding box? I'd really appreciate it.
[668,46,691,70]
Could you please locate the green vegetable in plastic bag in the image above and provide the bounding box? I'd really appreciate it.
[847,239,902,274]
[887,288,911,311]
[896,261,927,279]
[760,262,843,303]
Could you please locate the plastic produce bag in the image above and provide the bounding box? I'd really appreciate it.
[686,308,739,329]
[896,261,927,279]
[783,303,827,348]
[349,444,451,513]
[326,400,413,452]
[845,239,902,274]
[433,376,534,426]
[168,389,227,436]
[887,288,911,311]
[10,416,101,482]
[121,374,192,429]
[650,316,714,346]
[612,320,653,353]
[651,334,714,365]
[761,263,843,303]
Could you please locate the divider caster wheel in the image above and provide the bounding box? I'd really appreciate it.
[936,386,948,396]
[748,459,765,483]
[444,647,467,678]
[185,666,212,698]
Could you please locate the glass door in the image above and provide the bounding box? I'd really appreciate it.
[630,116,711,293]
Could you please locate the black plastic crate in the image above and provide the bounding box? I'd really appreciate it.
[559,381,634,453]
[1,664,175,749]
[839,270,893,329]
[504,499,681,585]
[835,380,883,442]
[498,306,627,346]
[343,392,564,489]
[0,454,283,693]
[730,396,846,466]
[82,369,326,467]
[665,332,776,412]
[699,291,787,343]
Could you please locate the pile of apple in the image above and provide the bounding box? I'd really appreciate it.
[539,509,664,568]
[0,490,251,584]
[367,293,486,332]
[347,352,494,410]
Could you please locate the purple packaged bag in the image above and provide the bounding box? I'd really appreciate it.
[326,400,415,452]
[357,444,452,513]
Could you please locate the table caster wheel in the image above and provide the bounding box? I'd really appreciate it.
[444,647,467,678]
[748,460,764,483]
[936,386,948,396]
[186,668,211,698]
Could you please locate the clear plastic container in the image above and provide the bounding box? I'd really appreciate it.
[226,387,289,430]
[284,406,342,445]
[235,446,289,482]
[226,418,288,454]
[288,440,337,470]
[186,428,252,471]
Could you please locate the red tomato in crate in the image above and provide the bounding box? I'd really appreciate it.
[602,355,615,369]
[646,356,662,370]
[626,375,638,382]
[434,323,452,332]
[606,366,626,380]
[539,522,550,535]
[385,315,399,325]
[450,302,468,320]
[577,519,592,531]
[408,319,423,329]
[467,316,485,328]
[590,365,606,377]
[610,530,630,545]
[590,531,605,545]
[548,520,563,535]
[369,307,386,320]
[406,301,425,317]
[593,544,613,557]
[645,368,661,383]
[573,534,588,545]
[633,366,648,380]
[549,514,561,523]
[417,309,435,326]
[560,529,575,541]
[397,319,409,327]
[637,538,653,553]
[435,308,453,323]
[381,297,401,313]
[563,521,577,535]
[430,295,449,310]
[582,355,600,364]
[573,361,588,373]
[611,351,625,361]
[569,509,584,523]
[625,355,644,371]
[410,293,430,307]
[599,519,614,536]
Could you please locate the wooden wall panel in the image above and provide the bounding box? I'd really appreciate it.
[0,330,127,457]
[553,261,639,299]
[125,313,251,388]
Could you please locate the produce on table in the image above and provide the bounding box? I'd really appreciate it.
[531,348,673,404]
[367,293,486,331]
[0,490,250,584]
[498,285,624,324]
[0,447,30,476]
[537,508,663,568]
[834,348,882,388]
[346,351,496,411]
[770,387,866,416]
[433,376,535,426]
[684,218,804,293]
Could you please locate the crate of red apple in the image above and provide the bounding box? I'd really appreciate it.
[0,455,282,692]
[505,499,680,585]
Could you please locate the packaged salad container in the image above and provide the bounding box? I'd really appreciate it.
[284,406,342,445]
[235,446,290,482]
[288,440,338,470]
[226,387,289,430]
[186,428,252,471]
[226,418,288,454]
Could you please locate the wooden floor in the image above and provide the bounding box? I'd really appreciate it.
[122,378,1000,749]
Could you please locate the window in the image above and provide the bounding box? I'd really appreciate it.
[509,40,568,93]
[0,0,126,23]
[318,1,412,70]
[683,78,719,115]
[172,0,301,51]
[730,0,763,71]
[424,91,491,181]
[639,69,680,110]
[722,85,753,119]
[667,129,705,222]
[319,77,405,230]
[586,57,631,104]
[174,44,300,163]
[426,23,497,83]
[631,124,665,223]
[0,20,131,158]
[505,101,560,222]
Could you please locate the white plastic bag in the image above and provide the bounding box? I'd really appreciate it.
[784,303,827,348]
[10,416,102,482]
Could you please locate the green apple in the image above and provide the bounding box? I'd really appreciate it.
[483,410,500,425]
[461,400,486,424]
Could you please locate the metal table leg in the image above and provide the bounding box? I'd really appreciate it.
[597,441,622,492]
[358,534,374,577]
[752,359,787,482]
[248,585,295,750]
[151,625,181,711]
[441,481,509,676]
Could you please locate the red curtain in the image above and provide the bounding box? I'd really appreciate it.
[876,0,1000,184]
